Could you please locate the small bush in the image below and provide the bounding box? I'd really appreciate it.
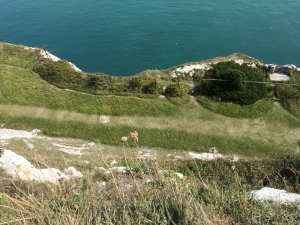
[128,77,144,92]
[165,83,188,98]
[142,79,162,94]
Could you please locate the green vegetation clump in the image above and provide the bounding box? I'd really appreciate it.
[165,83,188,98]
[142,79,162,94]
[275,85,299,100]
[33,58,165,98]
[199,61,267,105]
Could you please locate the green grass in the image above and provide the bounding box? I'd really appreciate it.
[0,113,287,158]
[1,41,300,224]
[1,42,300,157]
[196,97,274,118]
[1,148,300,224]
[281,99,300,118]
[0,65,178,116]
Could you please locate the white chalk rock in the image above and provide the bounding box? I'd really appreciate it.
[95,167,107,172]
[189,152,223,160]
[64,167,83,178]
[105,167,127,175]
[247,187,300,204]
[0,149,82,183]
[174,172,184,179]
[0,150,34,177]
[19,168,69,183]
[174,64,211,74]
[235,59,245,65]
[110,160,118,166]
[290,64,296,69]
[270,73,290,81]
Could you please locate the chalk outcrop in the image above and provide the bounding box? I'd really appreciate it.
[0,149,83,183]
[24,47,82,72]
[171,55,299,83]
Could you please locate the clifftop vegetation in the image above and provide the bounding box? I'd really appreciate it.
[0,42,300,156]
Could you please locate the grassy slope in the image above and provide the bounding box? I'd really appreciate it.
[1,42,300,157]
[1,43,300,225]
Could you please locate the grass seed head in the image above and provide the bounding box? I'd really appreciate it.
[209,147,218,154]
[121,136,128,142]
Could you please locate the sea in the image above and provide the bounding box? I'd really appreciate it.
[0,0,299,76]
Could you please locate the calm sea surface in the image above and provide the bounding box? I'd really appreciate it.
[0,1,299,76]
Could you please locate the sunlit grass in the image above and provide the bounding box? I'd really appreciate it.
[1,135,300,224]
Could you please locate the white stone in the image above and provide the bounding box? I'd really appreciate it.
[174,64,211,74]
[247,187,300,204]
[64,167,83,178]
[40,49,60,61]
[235,59,245,65]
[105,167,127,175]
[110,160,118,166]
[270,73,290,81]
[188,152,224,160]
[175,172,184,179]
[0,150,34,177]
[19,167,69,183]
[0,149,83,183]
[94,167,107,172]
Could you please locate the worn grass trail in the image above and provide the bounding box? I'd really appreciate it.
[1,96,300,158]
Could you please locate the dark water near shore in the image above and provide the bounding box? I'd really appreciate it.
[0,1,299,76]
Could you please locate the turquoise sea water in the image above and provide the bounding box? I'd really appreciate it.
[0,1,299,76]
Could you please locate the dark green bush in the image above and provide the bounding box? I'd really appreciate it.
[198,61,267,105]
[275,85,299,100]
[223,69,246,91]
[128,77,144,92]
[221,90,260,105]
[165,83,188,98]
